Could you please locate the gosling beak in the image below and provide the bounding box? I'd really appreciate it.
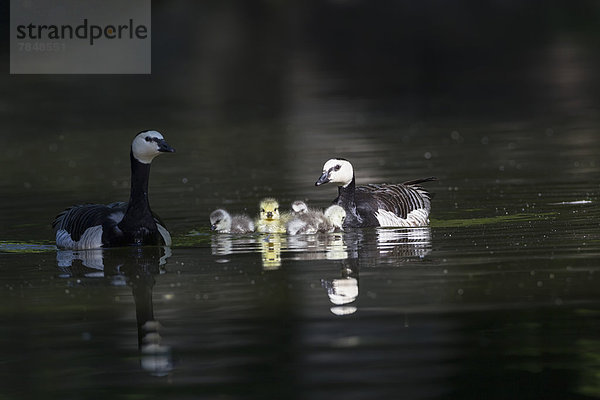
[266,212,273,219]
[157,139,176,153]
[211,224,217,231]
[315,171,330,186]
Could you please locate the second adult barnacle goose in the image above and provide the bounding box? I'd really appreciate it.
[315,158,436,228]
[53,130,175,249]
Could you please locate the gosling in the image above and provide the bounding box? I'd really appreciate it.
[210,209,255,234]
[286,205,346,235]
[291,200,309,215]
[255,198,288,233]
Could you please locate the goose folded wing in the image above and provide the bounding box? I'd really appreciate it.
[356,183,430,218]
[52,202,127,242]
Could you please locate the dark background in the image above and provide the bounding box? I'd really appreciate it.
[3,1,600,131]
[2,0,600,236]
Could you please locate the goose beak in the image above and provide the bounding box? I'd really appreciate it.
[315,171,330,186]
[157,139,175,153]
[211,224,217,231]
[266,212,273,219]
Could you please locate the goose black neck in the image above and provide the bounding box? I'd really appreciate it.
[124,151,152,220]
[337,176,356,207]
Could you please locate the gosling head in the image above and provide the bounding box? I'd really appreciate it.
[324,205,346,230]
[131,130,175,164]
[210,209,232,232]
[291,200,308,214]
[315,158,354,187]
[259,198,281,221]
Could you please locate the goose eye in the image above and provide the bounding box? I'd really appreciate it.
[144,136,152,142]
[274,208,278,212]
[261,209,265,213]
[334,165,341,171]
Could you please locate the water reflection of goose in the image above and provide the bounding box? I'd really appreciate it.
[321,259,359,316]
[375,227,432,259]
[55,246,173,376]
[319,229,432,316]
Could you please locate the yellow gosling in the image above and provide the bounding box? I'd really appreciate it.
[255,198,289,233]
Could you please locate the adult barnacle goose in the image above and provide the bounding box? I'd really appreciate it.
[315,158,436,228]
[210,209,255,233]
[53,130,175,249]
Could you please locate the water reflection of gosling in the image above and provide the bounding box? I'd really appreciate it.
[209,209,255,233]
[260,234,283,270]
[255,198,289,233]
[286,203,346,235]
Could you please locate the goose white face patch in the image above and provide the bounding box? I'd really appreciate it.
[374,208,430,227]
[132,130,165,164]
[322,159,354,187]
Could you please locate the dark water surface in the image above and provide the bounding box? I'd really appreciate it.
[3,2,600,399]
[1,118,599,399]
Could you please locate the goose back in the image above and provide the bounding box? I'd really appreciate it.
[333,178,435,228]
